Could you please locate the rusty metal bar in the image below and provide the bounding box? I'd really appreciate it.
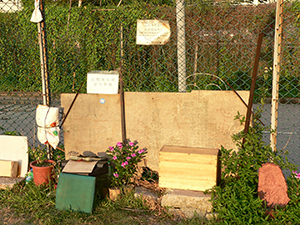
[225,80,265,126]
[120,25,127,144]
[60,82,84,128]
[242,32,264,145]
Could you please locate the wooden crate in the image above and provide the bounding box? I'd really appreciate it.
[159,145,220,191]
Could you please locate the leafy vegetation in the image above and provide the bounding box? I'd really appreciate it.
[210,110,300,224]
[0,176,211,224]
[1,1,299,98]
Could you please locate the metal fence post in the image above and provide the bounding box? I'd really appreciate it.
[176,0,186,93]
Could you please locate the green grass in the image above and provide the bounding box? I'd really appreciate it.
[0,180,213,225]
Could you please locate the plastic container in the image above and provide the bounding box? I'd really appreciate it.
[25,169,34,184]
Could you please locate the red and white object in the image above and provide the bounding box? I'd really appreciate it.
[36,105,60,149]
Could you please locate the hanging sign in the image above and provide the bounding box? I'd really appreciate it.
[136,20,171,45]
[87,71,119,94]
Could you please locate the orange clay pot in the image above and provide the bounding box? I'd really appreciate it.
[30,160,55,186]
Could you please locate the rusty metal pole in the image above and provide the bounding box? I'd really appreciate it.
[225,80,265,126]
[242,32,264,145]
[119,25,127,144]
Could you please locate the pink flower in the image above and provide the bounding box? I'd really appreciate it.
[113,173,119,178]
[109,146,114,152]
[129,142,134,146]
[297,174,300,179]
[116,142,123,148]
[126,157,131,160]
[131,153,136,157]
[121,161,128,167]
[57,155,61,158]
[113,156,117,160]
[138,149,145,154]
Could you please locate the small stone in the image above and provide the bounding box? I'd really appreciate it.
[258,163,290,208]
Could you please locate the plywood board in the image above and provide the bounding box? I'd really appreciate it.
[0,135,28,177]
[62,160,98,174]
[61,90,249,171]
[125,91,249,171]
[61,94,122,159]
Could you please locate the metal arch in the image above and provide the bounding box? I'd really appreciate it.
[205,83,223,90]
[185,73,228,91]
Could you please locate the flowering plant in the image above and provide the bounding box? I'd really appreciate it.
[106,141,147,188]
[292,171,300,179]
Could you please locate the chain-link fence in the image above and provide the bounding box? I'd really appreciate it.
[1,0,300,167]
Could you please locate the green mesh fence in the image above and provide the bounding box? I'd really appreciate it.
[1,0,300,168]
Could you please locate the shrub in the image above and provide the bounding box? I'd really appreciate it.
[211,111,300,224]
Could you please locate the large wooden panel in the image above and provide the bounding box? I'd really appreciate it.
[125,91,248,171]
[61,90,249,171]
[61,94,122,159]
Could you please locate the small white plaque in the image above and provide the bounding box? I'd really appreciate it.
[87,71,119,94]
[136,19,171,45]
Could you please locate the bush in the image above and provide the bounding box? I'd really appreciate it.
[211,111,300,224]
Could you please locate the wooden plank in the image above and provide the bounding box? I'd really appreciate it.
[159,152,217,165]
[0,160,19,177]
[62,160,98,174]
[159,162,217,180]
[10,161,19,178]
[160,145,219,155]
[159,177,216,191]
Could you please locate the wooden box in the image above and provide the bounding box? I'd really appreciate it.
[159,145,220,191]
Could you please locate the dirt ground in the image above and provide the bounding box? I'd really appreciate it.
[0,207,28,225]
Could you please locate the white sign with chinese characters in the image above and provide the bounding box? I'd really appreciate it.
[87,71,119,94]
[136,20,171,45]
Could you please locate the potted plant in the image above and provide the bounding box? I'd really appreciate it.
[28,146,56,186]
[106,140,147,200]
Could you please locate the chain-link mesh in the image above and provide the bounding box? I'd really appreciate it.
[1,0,300,167]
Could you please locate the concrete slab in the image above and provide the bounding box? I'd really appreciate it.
[134,186,159,201]
[161,189,212,218]
[0,177,25,189]
[134,187,214,219]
